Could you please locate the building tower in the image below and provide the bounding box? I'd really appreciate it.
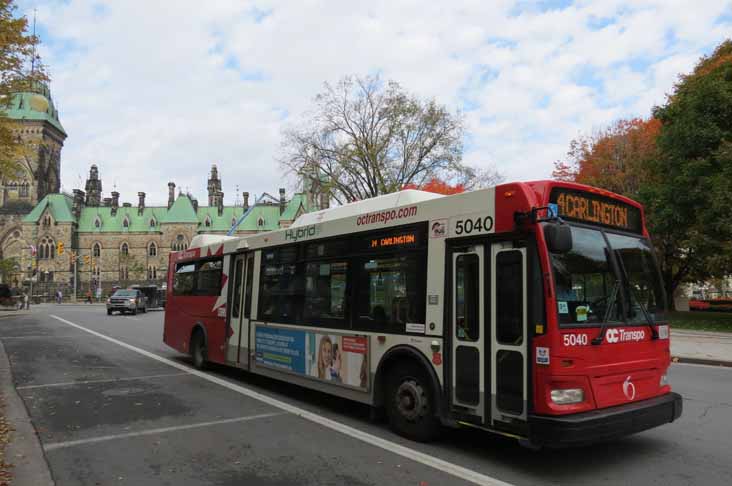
[0,81,66,210]
[84,164,102,206]
[207,165,222,207]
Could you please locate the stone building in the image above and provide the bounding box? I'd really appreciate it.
[15,164,322,297]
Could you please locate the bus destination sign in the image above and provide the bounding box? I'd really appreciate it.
[550,188,642,234]
[370,232,417,249]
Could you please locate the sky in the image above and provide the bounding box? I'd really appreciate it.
[17,0,732,206]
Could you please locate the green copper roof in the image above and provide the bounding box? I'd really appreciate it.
[4,84,66,135]
[77,206,169,233]
[21,193,74,223]
[279,193,308,221]
[161,195,198,224]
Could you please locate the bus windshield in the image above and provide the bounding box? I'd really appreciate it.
[550,225,665,326]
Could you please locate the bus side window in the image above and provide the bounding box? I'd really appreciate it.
[195,259,223,296]
[173,263,196,296]
[354,253,426,333]
[244,254,254,318]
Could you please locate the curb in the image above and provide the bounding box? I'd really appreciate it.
[0,341,54,485]
[672,356,732,368]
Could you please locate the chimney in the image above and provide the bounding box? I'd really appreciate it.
[103,197,112,207]
[111,191,119,216]
[217,191,224,216]
[168,182,175,209]
[138,192,145,215]
[191,197,198,212]
[242,192,249,211]
[279,188,286,215]
[72,189,85,219]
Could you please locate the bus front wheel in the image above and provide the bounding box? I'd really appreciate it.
[191,331,207,370]
[385,361,441,442]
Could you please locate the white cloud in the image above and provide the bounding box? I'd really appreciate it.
[18,0,732,204]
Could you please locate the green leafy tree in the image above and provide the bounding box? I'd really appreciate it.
[642,40,732,305]
[0,0,48,179]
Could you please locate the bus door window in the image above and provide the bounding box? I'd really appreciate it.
[243,254,254,318]
[494,248,526,417]
[231,259,244,319]
[455,254,479,341]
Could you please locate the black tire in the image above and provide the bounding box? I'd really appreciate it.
[142,306,147,313]
[384,360,441,442]
[107,309,112,315]
[131,307,137,316]
[190,331,207,370]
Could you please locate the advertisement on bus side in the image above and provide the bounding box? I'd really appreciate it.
[255,325,369,390]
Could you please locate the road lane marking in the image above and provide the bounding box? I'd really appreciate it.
[44,412,285,451]
[49,314,513,486]
[17,372,188,390]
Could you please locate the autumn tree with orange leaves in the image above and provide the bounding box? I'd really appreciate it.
[402,177,466,195]
[552,117,661,199]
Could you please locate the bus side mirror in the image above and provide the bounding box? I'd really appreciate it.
[545,223,572,253]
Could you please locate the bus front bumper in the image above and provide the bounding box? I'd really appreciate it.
[528,392,682,447]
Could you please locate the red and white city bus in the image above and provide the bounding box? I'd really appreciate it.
[163,180,682,447]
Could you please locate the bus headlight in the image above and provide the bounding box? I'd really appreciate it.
[660,374,668,387]
[550,388,584,404]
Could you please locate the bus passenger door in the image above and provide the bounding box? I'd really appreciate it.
[490,243,527,425]
[450,246,485,422]
[226,253,254,369]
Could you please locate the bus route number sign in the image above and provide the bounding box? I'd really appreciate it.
[452,214,494,236]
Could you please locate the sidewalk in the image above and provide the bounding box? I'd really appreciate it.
[671,328,732,367]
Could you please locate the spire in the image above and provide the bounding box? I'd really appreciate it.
[85,164,102,206]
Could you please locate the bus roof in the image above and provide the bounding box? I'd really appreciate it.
[189,234,239,249]
[290,189,443,227]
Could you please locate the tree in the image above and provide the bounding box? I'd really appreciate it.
[281,75,497,204]
[0,0,47,179]
[642,40,732,304]
[552,117,661,199]
[402,177,466,195]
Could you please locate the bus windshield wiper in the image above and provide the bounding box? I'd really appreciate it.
[592,280,620,345]
[613,250,658,340]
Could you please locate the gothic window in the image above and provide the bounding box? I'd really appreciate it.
[204,216,212,228]
[147,266,157,280]
[231,218,237,227]
[172,235,187,251]
[149,218,156,228]
[148,242,157,257]
[39,237,55,260]
[94,217,101,229]
[93,243,101,257]
[120,242,129,256]
[123,217,130,229]
[257,216,265,228]
[42,215,52,226]
[19,183,29,197]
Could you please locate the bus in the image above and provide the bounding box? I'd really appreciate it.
[163,180,682,447]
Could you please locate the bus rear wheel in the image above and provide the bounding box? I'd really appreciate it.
[190,331,207,370]
[385,361,441,442]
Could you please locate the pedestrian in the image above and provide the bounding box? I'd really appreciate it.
[23,292,29,310]
[86,289,92,304]
[57,289,63,304]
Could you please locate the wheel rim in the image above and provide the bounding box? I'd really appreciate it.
[395,379,428,422]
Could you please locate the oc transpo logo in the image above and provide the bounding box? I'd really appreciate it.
[623,376,636,400]
[605,328,645,344]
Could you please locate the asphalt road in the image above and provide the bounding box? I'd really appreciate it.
[1,305,731,486]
